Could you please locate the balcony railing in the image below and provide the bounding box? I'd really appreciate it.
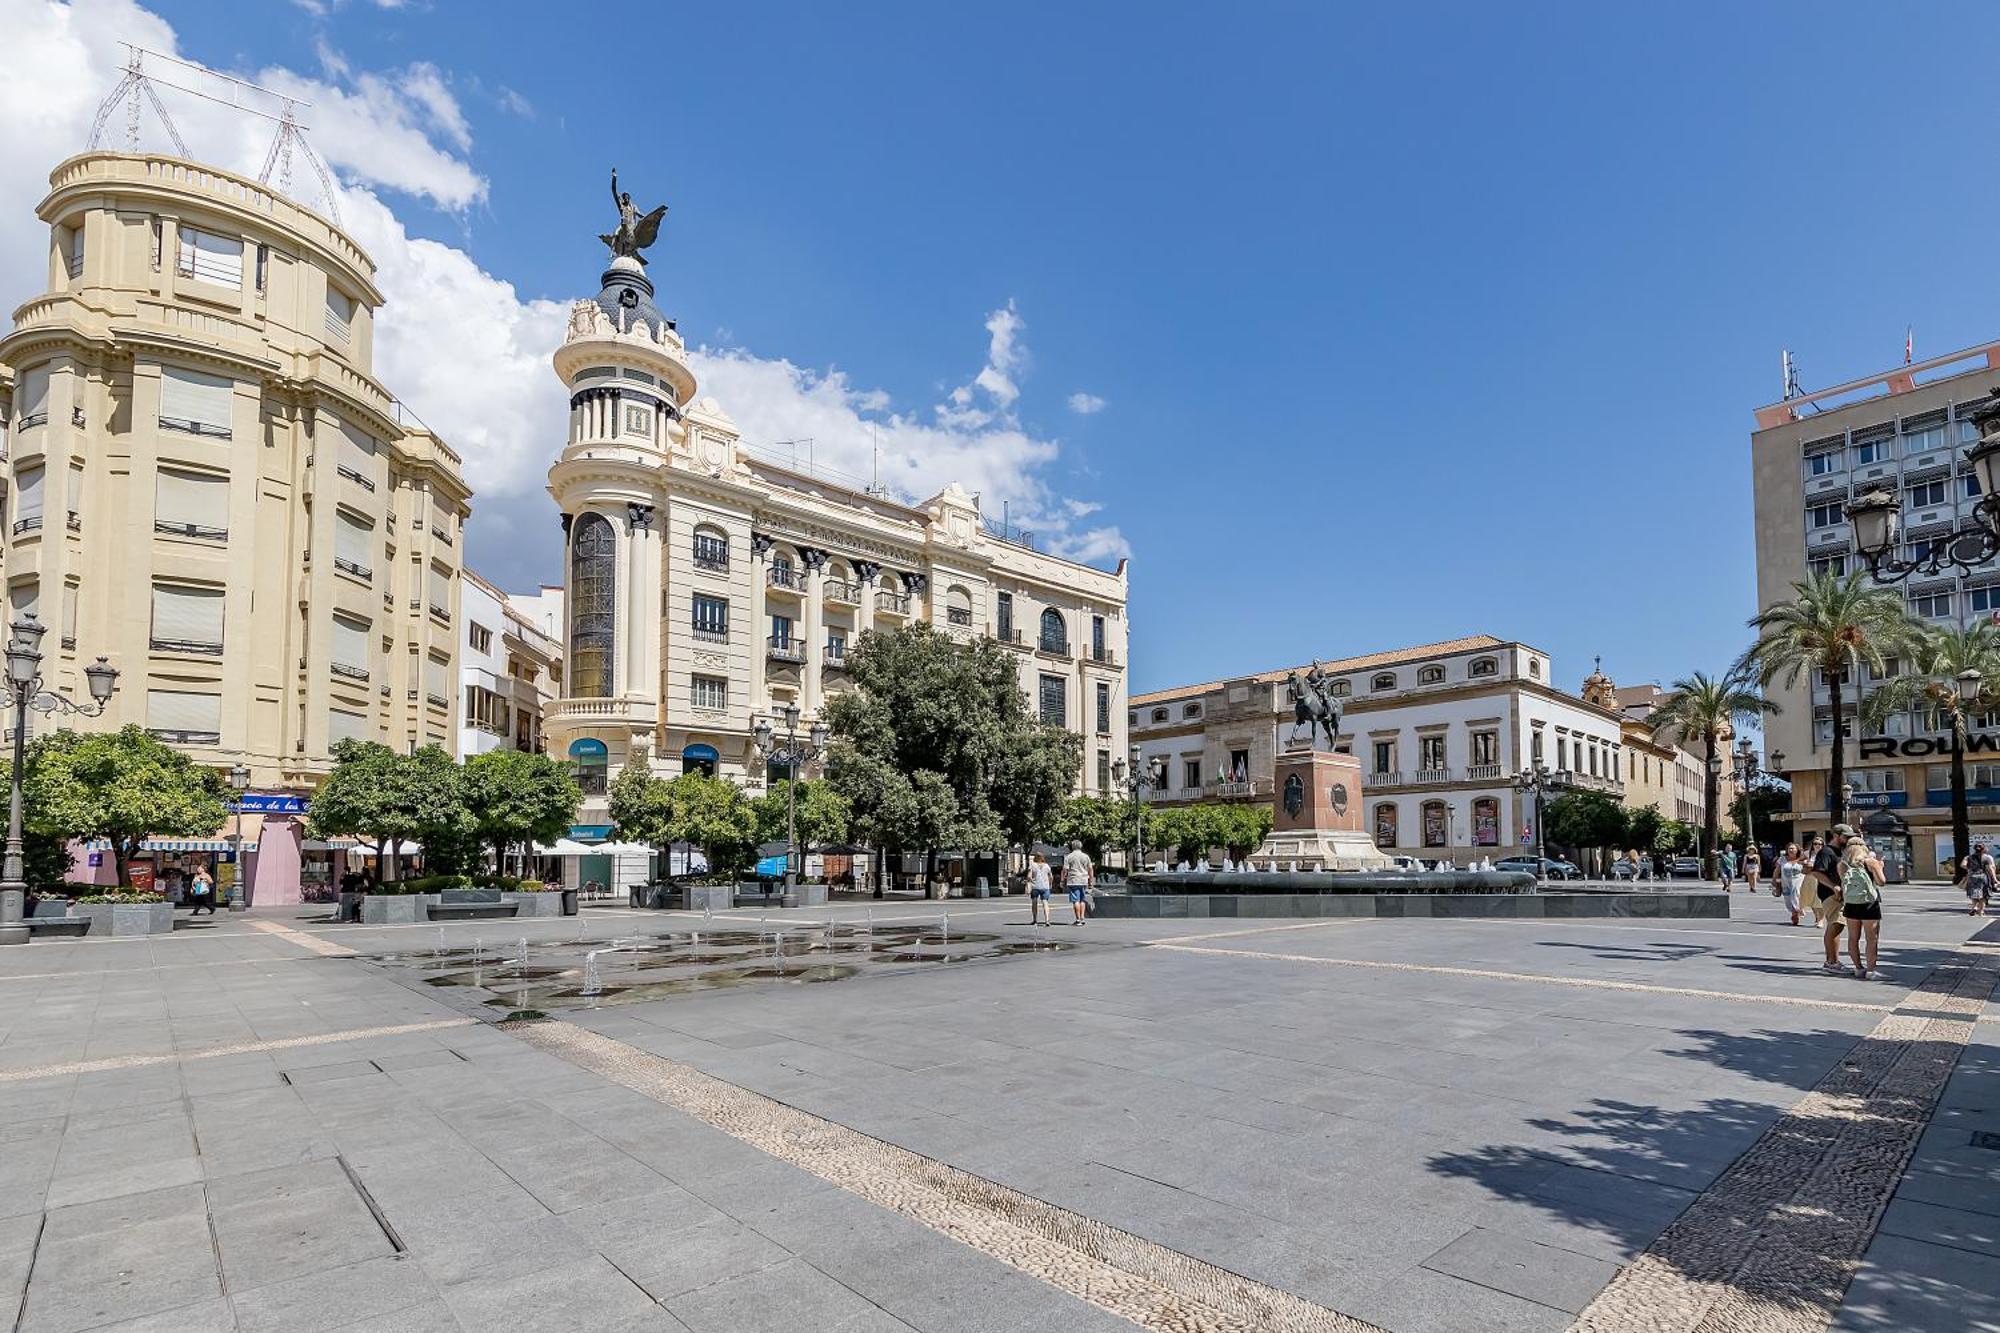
[767,636,805,663]
[768,565,801,591]
[1367,771,1403,786]
[825,579,861,605]
[335,557,372,581]
[429,604,451,623]
[946,607,974,627]
[1213,779,1263,799]
[154,520,227,542]
[149,728,221,746]
[331,663,370,682]
[875,591,910,615]
[1090,645,1119,666]
[1466,763,1503,781]
[12,517,41,535]
[336,464,376,492]
[65,512,80,532]
[693,550,729,573]
[824,644,849,668]
[1411,767,1453,784]
[151,637,224,656]
[1038,637,1072,659]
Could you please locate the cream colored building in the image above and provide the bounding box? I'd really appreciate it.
[0,152,470,901]
[457,570,560,760]
[543,247,1129,828]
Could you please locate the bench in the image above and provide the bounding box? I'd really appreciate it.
[425,902,518,921]
[27,901,90,937]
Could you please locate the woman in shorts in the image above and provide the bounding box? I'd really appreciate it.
[1842,837,1887,980]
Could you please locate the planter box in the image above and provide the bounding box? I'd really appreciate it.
[78,902,175,936]
[359,894,438,924]
[792,881,828,907]
[502,891,561,917]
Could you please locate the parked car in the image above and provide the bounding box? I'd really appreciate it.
[1493,855,1581,881]
[1609,857,1641,880]
[1666,855,1703,878]
[1388,855,1424,872]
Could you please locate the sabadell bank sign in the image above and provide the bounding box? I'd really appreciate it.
[1857,733,2000,760]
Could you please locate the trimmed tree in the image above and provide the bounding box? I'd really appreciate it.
[1543,790,1629,860]
[666,772,758,875]
[307,741,467,887]
[24,725,230,888]
[753,779,853,853]
[462,749,582,872]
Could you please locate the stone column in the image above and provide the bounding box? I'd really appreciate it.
[853,560,879,640]
[748,533,771,718]
[799,547,828,713]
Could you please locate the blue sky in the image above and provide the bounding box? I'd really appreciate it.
[30,1,2000,697]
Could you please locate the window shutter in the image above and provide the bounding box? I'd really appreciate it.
[325,287,353,343]
[65,466,80,517]
[17,368,48,422]
[15,466,44,522]
[334,511,372,570]
[12,582,39,624]
[152,583,224,647]
[331,614,370,672]
[329,708,370,743]
[428,565,449,610]
[431,494,451,538]
[338,420,376,474]
[424,655,447,699]
[177,228,242,289]
[156,468,228,533]
[158,367,232,436]
[147,690,220,734]
[61,583,76,641]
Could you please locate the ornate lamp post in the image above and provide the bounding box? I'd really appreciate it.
[1113,746,1161,872]
[0,617,118,945]
[1514,761,1553,882]
[753,702,827,894]
[1849,390,2000,581]
[1948,668,1983,873]
[1735,738,1761,870]
[226,762,251,911]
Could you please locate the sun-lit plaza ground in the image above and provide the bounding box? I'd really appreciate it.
[1,890,1994,1333]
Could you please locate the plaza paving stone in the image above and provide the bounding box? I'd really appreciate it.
[0,889,1992,1331]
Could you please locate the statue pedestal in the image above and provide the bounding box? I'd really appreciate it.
[1247,748,1393,872]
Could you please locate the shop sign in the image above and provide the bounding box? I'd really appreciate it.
[1858,732,2000,760]
[235,793,307,815]
[1827,790,1907,810]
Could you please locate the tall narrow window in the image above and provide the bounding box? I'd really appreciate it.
[14,464,45,533]
[156,467,228,540]
[325,287,354,343]
[996,591,1013,640]
[176,227,242,290]
[147,690,221,743]
[65,465,81,529]
[15,369,48,429]
[424,654,449,705]
[329,708,370,743]
[570,738,608,794]
[61,581,77,648]
[1038,674,1066,727]
[66,225,84,280]
[1095,681,1111,733]
[1092,615,1106,659]
[331,614,370,680]
[159,366,232,437]
[333,509,373,580]
[691,593,728,640]
[427,565,451,618]
[1039,607,1067,653]
[254,243,268,293]
[569,513,616,698]
[11,580,39,627]
[150,582,224,654]
[338,420,377,488]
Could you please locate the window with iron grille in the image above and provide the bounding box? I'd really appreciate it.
[1038,674,1065,727]
[692,593,729,640]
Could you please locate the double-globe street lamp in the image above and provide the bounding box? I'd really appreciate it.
[1735,738,1761,875]
[1514,761,1555,883]
[753,703,828,895]
[226,762,251,910]
[1111,747,1161,872]
[0,617,118,945]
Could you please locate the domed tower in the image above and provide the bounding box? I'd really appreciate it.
[545,174,695,816]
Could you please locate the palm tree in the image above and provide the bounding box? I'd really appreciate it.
[1739,568,1915,830]
[1860,620,2000,870]
[1650,670,1772,874]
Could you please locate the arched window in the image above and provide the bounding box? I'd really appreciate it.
[1373,803,1398,848]
[1472,797,1499,846]
[1371,672,1397,692]
[1469,657,1498,678]
[1416,665,1445,685]
[1182,703,1201,719]
[1329,679,1351,697]
[1421,800,1449,848]
[1528,658,1542,679]
[1039,607,1068,653]
[945,585,974,628]
[681,743,718,778]
[569,513,616,697]
[1151,707,1168,723]
[692,525,728,571]
[569,737,608,795]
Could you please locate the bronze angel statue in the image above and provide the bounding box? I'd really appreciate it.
[600,168,668,263]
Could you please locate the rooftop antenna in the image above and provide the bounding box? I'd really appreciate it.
[866,422,889,498]
[1781,349,1801,402]
[87,44,340,225]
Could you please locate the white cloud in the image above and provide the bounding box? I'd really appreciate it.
[496,86,534,119]
[1066,391,1106,415]
[0,0,1127,586]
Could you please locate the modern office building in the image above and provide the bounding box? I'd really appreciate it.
[0,152,470,900]
[457,570,561,761]
[543,233,1129,832]
[1130,636,1635,864]
[1751,340,2000,871]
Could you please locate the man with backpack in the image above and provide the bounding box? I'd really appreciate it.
[1806,825,1850,975]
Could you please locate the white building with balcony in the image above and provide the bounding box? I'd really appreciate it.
[541,220,1129,835]
[456,569,560,761]
[1131,636,1634,862]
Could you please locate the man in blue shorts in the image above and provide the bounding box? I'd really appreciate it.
[1063,840,1094,926]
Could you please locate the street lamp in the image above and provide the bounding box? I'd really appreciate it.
[753,702,828,895]
[1514,762,1554,882]
[1113,746,1163,871]
[1949,667,1983,872]
[0,617,118,945]
[226,762,251,911]
[1735,738,1761,877]
[1849,389,2000,582]
[1704,750,1725,879]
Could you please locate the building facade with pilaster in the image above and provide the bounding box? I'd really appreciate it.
[542,248,1129,830]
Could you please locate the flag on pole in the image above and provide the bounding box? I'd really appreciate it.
[1906,326,1914,365]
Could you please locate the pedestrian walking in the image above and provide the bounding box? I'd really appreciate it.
[1777,843,1805,926]
[1026,852,1053,927]
[1963,843,1995,918]
[1806,827,1850,973]
[1744,843,1761,894]
[1718,844,1737,890]
[1062,839,1094,926]
[188,865,216,916]
[1841,837,1887,979]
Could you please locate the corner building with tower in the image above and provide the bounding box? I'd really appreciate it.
[544,245,1130,829]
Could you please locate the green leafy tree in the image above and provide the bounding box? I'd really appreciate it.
[307,741,466,887]
[1049,795,1142,862]
[1657,818,1697,855]
[1739,568,1910,828]
[1649,669,1773,867]
[754,779,853,851]
[24,725,230,887]
[1625,804,1666,859]
[1211,802,1273,857]
[825,626,1080,877]
[1543,790,1628,855]
[666,772,758,875]
[608,766,674,853]
[462,749,582,870]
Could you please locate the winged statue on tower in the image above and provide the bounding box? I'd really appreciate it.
[600,168,668,263]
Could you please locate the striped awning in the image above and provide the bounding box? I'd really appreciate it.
[86,838,259,853]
